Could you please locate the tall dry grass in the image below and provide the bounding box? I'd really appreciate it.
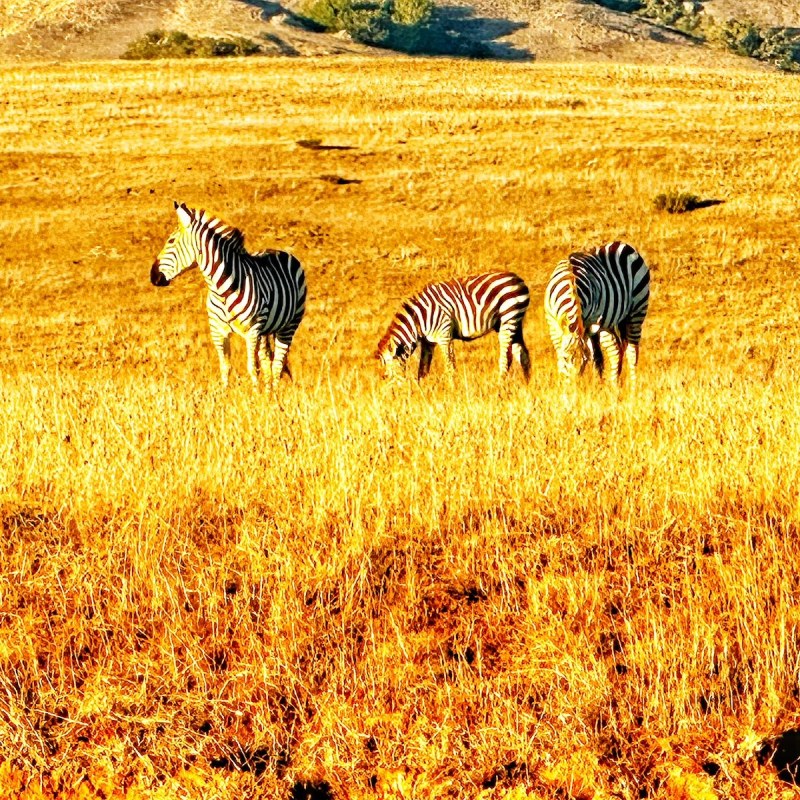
[1,59,800,798]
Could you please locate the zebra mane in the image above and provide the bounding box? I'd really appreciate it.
[559,258,586,339]
[376,298,421,360]
[377,318,403,356]
[193,208,247,253]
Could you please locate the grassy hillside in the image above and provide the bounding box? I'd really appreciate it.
[2,59,800,799]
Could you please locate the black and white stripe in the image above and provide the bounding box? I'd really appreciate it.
[377,272,531,380]
[544,241,650,384]
[151,202,306,386]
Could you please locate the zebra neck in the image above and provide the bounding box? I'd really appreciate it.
[393,307,423,350]
[574,274,599,325]
[201,242,249,300]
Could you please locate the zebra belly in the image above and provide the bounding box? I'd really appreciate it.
[585,305,630,331]
[451,320,487,341]
[228,316,254,336]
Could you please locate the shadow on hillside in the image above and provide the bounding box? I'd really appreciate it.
[260,31,302,55]
[241,0,532,59]
[580,0,705,44]
[431,5,531,59]
[241,0,310,27]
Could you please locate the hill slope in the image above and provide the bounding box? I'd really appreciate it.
[1,0,799,63]
[704,0,800,26]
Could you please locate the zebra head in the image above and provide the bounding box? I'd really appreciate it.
[554,313,592,378]
[150,202,201,287]
[376,332,413,379]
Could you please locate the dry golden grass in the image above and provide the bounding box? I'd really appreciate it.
[2,58,800,799]
[0,0,121,38]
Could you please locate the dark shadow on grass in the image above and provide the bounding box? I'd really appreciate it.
[319,174,362,184]
[758,729,800,785]
[298,139,357,151]
[210,745,271,775]
[654,192,724,214]
[690,198,724,210]
[290,782,334,800]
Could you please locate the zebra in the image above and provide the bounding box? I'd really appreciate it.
[150,202,306,387]
[544,241,650,385]
[376,272,531,381]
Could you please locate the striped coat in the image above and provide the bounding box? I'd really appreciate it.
[377,272,531,381]
[151,202,306,386]
[544,241,650,384]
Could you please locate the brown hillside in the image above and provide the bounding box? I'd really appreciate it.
[703,0,800,27]
[2,0,798,64]
[0,0,381,60]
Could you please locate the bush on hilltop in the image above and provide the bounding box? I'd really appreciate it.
[122,30,262,59]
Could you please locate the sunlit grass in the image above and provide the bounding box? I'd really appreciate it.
[1,58,800,798]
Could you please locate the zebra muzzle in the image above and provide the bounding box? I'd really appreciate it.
[150,261,170,286]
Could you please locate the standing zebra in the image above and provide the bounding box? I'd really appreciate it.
[544,241,650,385]
[376,272,531,381]
[150,202,306,387]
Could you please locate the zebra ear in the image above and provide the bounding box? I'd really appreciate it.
[175,202,193,229]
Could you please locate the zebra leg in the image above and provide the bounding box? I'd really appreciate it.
[512,330,531,383]
[245,329,262,387]
[624,341,639,388]
[270,335,293,385]
[209,321,232,387]
[497,323,514,377]
[418,340,435,380]
[597,329,622,385]
[257,335,271,378]
[443,338,456,374]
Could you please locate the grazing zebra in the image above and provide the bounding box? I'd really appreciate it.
[377,272,531,381]
[150,202,306,387]
[544,241,650,385]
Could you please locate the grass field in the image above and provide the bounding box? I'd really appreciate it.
[2,58,800,799]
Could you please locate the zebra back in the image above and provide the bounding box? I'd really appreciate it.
[544,261,586,340]
[570,241,650,344]
[378,271,529,360]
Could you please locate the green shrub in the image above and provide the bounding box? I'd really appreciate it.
[122,30,262,59]
[653,189,701,214]
[709,19,799,70]
[390,0,432,26]
[592,0,800,70]
[713,18,765,57]
[301,0,452,53]
[301,0,391,43]
[639,0,702,34]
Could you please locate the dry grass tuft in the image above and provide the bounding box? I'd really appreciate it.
[1,59,800,798]
[653,189,703,214]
